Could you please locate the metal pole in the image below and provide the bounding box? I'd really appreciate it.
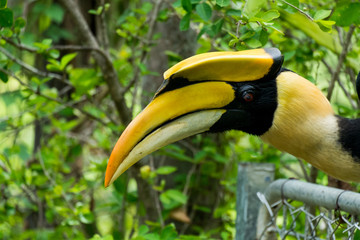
[236,163,275,240]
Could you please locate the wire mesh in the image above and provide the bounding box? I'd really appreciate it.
[256,180,360,240]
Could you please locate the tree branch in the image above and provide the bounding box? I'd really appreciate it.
[3,37,37,52]
[2,68,117,132]
[58,0,131,125]
[3,37,110,60]
[0,46,72,86]
[326,25,355,100]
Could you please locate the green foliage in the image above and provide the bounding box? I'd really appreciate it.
[0,0,12,28]
[0,0,360,239]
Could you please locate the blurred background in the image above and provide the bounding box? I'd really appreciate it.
[0,0,359,239]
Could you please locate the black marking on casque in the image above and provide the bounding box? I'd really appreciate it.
[337,116,360,163]
[153,77,193,99]
[210,78,278,136]
[261,48,284,81]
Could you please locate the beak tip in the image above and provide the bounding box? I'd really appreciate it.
[104,178,110,188]
[104,166,113,188]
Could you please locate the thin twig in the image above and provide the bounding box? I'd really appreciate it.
[0,46,72,86]
[337,78,357,109]
[2,68,114,131]
[150,155,165,227]
[280,0,314,21]
[98,0,110,52]
[321,59,334,75]
[281,160,304,179]
[51,45,109,59]
[327,25,356,100]
[346,67,360,108]
[3,37,109,59]
[309,166,318,183]
[297,159,310,182]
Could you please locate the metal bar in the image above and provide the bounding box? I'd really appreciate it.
[265,179,360,215]
[256,179,360,239]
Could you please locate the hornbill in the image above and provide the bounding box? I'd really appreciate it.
[104,48,360,187]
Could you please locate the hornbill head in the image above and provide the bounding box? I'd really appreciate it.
[105,48,357,187]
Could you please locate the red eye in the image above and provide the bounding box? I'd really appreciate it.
[243,92,254,102]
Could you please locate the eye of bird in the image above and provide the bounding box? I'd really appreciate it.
[242,91,254,102]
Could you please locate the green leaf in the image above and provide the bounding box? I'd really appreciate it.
[212,18,224,35]
[194,205,211,213]
[96,6,104,14]
[181,0,192,12]
[316,20,335,32]
[226,9,242,17]
[216,0,230,7]
[46,59,62,72]
[180,13,190,31]
[0,28,11,38]
[0,8,13,27]
[0,0,6,9]
[239,31,255,40]
[156,166,177,175]
[34,39,53,52]
[45,3,65,23]
[160,189,187,210]
[14,17,26,28]
[228,38,239,47]
[259,29,268,45]
[261,9,280,22]
[313,10,331,21]
[196,3,212,21]
[79,213,94,224]
[48,49,60,59]
[0,69,8,83]
[138,225,150,235]
[104,3,110,11]
[166,189,187,204]
[246,38,262,48]
[243,0,266,18]
[60,53,77,70]
[69,68,101,95]
[330,2,360,26]
[88,9,98,15]
[160,225,178,240]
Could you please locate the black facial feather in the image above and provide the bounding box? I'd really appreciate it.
[337,116,360,162]
[210,78,278,136]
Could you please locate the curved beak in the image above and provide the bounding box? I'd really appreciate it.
[105,81,235,187]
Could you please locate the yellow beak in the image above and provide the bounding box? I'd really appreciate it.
[105,81,235,187]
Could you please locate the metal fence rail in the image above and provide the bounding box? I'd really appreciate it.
[256,179,360,240]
